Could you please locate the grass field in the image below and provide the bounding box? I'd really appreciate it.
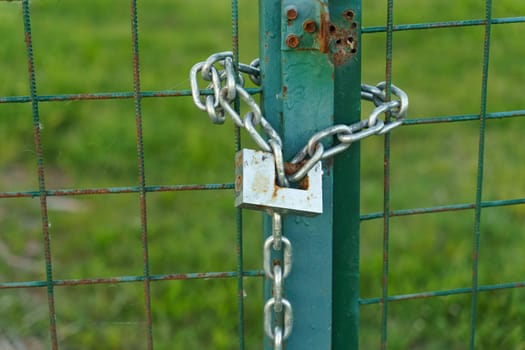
[1,0,524,349]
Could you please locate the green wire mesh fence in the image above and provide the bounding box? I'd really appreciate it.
[0,0,524,349]
[359,1,525,349]
[1,1,261,349]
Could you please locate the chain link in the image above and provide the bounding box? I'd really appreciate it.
[190,51,409,184]
[190,52,409,349]
[263,212,293,349]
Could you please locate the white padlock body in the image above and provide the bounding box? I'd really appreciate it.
[235,149,322,216]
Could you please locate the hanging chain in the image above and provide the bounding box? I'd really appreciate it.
[190,51,409,185]
[190,51,409,348]
[263,212,293,349]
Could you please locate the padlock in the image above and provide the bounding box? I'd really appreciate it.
[234,149,323,216]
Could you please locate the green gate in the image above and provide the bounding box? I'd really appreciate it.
[0,0,524,349]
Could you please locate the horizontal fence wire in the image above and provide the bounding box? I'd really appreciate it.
[360,197,525,221]
[0,183,235,199]
[0,270,265,290]
[360,280,525,305]
[0,88,262,103]
[362,15,525,33]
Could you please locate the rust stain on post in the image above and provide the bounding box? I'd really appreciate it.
[286,7,298,21]
[286,5,298,25]
[303,19,317,33]
[328,9,359,66]
[319,12,330,53]
[286,34,300,48]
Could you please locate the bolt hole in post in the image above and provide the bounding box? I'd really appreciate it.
[327,9,360,66]
[347,37,357,53]
[344,9,355,20]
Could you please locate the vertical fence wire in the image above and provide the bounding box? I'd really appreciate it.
[21,1,59,348]
[470,0,493,348]
[380,0,394,348]
[129,0,154,348]
[230,1,245,349]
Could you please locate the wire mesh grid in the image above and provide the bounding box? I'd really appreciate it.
[0,0,260,349]
[1,0,525,349]
[359,0,525,349]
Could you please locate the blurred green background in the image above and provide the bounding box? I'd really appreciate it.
[0,0,524,349]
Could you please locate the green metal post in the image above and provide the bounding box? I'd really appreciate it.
[259,0,334,348]
[331,1,361,349]
[260,1,361,347]
[279,2,335,344]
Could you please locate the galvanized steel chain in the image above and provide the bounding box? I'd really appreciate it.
[263,212,293,349]
[190,51,409,185]
[190,51,409,348]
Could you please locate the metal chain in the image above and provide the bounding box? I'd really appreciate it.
[190,51,409,348]
[263,212,293,349]
[190,51,409,184]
